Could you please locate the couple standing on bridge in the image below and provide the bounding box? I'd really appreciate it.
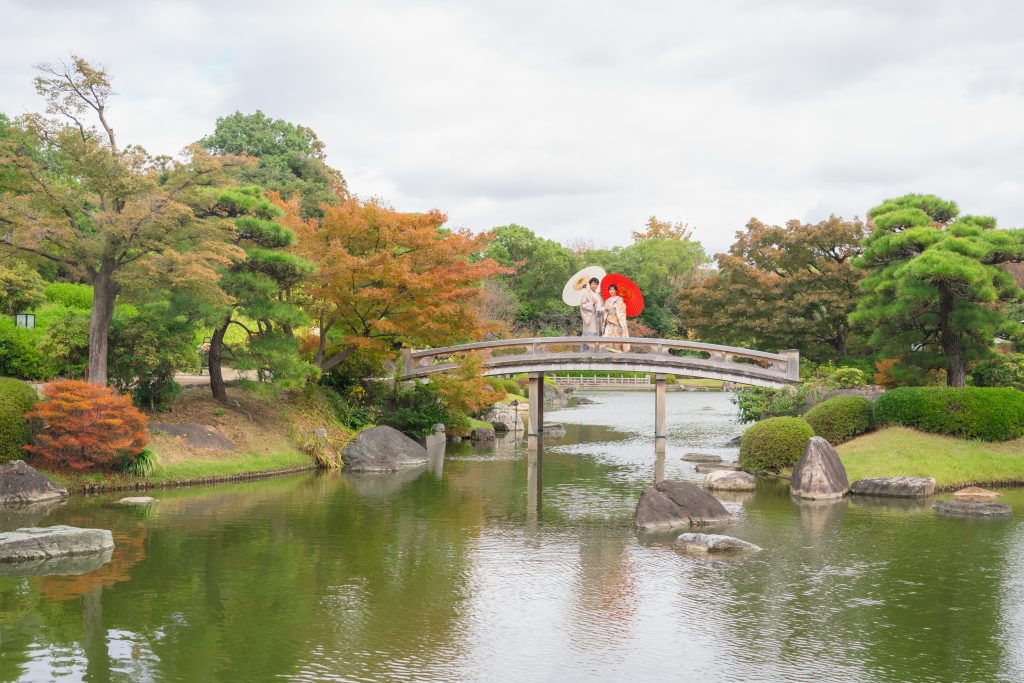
[580,277,630,352]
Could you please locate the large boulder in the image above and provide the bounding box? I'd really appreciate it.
[635,480,731,531]
[933,500,1012,518]
[705,470,756,492]
[0,461,68,505]
[676,533,762,553]
[470,427,496,442]
[0,525,114,563]
[850,477,936,498]
[342,426,429,472]
[790,436,849,500]
[482,403,527,433]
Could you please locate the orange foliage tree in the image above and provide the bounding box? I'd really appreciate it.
[430,352,506,416]
[285,196,508,372]
[24,380,148,470]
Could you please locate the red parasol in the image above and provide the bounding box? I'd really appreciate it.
[600,273,644,317]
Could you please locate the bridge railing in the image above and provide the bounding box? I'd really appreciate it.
[401,337,799,385]
[551,374,651,386]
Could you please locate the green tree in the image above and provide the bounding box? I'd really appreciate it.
[0,259,46,315]
[851,194,1024,386]
[191,187,317,401]
[681,216,867,358]
[199,111,346,218]
[0,57,236,384]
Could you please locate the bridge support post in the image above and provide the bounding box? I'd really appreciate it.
[527,371,544,451]
[655,373,666,454]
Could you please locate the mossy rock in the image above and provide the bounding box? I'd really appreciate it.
[739,416,813,473]
[804,395,874,445]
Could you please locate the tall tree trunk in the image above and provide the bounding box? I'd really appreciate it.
[87,259,119,385]
[939,286,966,387]
[208,318,230,402]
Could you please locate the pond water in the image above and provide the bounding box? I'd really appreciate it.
[2,391,1024,682]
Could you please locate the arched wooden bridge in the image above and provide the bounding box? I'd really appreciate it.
[402,337,799,451]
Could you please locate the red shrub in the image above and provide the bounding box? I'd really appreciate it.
[24,380,148,470]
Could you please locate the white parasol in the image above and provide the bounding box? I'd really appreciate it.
[562,266,607,306]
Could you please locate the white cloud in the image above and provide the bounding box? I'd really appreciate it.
[1,0,1022,253]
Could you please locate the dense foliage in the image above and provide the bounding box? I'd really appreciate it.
[0,377,38,462]
[972,354,1024,391]
[874,387,1024,442]
[738,416,814,473]
[731,386,804,423]
[804,395,874,445]
[24,380,148,469]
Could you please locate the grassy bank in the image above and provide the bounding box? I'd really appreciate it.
[837,426,1024,489]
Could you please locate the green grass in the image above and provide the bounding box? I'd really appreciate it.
[838,426,1024,488]
[499,392,528,403]
[467,417,494,430]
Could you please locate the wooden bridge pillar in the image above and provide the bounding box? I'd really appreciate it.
[655,373,667,454]
[527,371,544,451]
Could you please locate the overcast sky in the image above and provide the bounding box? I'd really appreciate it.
[2,0,1022,254]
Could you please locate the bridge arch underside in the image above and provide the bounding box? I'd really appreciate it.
[480,362,788,388]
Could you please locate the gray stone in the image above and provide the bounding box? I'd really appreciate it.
[676,532,762,553]
[850,477,936,498]
[695,463,740,473]
[791,436,849,500]
[635,480,731,531]
[482,403,527,433]
[542,423,566,437]
[0,546,113,576]
[313,427,329,439]
[724,435,742,447]
[151,423,236,451]
[342,426,429,472]
[0,525,115,563]
[933,500,1012,518]
[704,470,756,492]
[682,453,722,463]
[112,496,157,506]
[953,486,1001,499]
[0,461,68,505]
[470,428,496,442]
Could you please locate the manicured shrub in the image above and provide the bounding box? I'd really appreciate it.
[829,367,868,389]
[874,386,1024,441]
[0,378,39,462]
[739,416,814,473]
[0,320,55,380]
[972,354,1024,391]
[24,380,148,470]
[804,395,874,445]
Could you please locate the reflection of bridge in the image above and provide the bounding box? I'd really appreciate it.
[403,337,799,452]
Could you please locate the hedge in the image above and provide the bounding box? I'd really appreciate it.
[0,377,39,462]
[874,386,1024,441]
[739,416,814,473]
[804,395,874,445]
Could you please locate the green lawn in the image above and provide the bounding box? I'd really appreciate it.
[838,426,1024,488]
[499,392,528,403]
[149,450,313,483]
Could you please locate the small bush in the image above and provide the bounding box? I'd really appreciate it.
[731,386,804,423]
[972,354,1024,391]
[117,447,159,477]
[0,378,39,462]
[25,380,148,470]
[804,395,874,445]
[739,416,814,473]
[829,367,868,389]
[874,386,1024,442]
[0,320,55,380]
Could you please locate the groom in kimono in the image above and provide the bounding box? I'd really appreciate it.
[580,277,604,351]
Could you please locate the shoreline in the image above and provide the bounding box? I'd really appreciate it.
[62,464,320,496]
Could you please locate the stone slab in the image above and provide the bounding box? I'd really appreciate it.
[151,423,236,451]
[0,525,115,563]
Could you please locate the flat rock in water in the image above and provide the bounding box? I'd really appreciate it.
[791,437,849,500]
[151,423,236,451]
[705,470,756,492]
[0,525,114,563]
[954,486,1001,499]
[0,547,113,576]
[850,477,936,498]
[0,461,68,505]
[676,532,762,553]
[342,426,429,472]
[695,463,739,473]
[635,480,731,531]
[469,428,496,442]
[682,453,722,463]
[934,499,1012,517]
[112,496,157,506]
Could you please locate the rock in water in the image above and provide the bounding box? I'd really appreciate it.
[635,480,731,531]
[0,461,68,505]
[933,500,1012,517]
[0,526,114,562]
[705,470,756,492]
[953,486,1001,499]
[790,436,849,500]
[112,497,157,506]
[695,463,740,473]
[682,453,722,463]
[342,426,429,472]
[469,428,496,442]
[676,533,762,553]
[850,477,936,498]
